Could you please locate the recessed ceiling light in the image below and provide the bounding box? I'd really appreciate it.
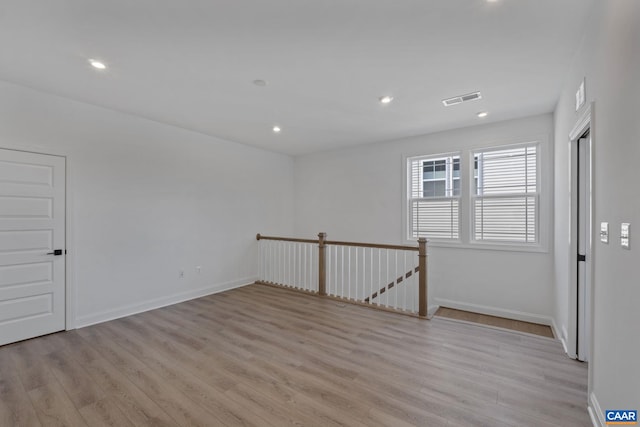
[477,111,489,118]
[89,59,107,70]
[379,95,394,104]
[272,125,281,133]
[253,79,267,87]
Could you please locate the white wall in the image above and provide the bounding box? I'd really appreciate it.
[554,1,640,422]
[295,114,555,324]
[0,81,294,327]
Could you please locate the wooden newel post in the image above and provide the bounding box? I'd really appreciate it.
[318,232,327,296]
[418,237,428,317]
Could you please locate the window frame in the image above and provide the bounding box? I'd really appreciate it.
[402,138,548,253]
[406,152,462,242]
[471,142,540,245]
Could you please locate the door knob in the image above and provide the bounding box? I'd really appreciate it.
[47,249,63,256]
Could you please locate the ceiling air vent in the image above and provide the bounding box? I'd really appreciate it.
[442,91,482,107]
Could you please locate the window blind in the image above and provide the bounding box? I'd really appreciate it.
[473,144,538,243]
[407,155,460,239]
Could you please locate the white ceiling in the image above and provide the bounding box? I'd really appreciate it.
[0,0,595,156]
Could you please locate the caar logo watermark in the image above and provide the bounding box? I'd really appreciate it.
[606,410,637,425]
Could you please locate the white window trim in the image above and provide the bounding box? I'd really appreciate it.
[402,137,550,253]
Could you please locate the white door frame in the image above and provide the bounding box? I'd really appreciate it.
[0,144,77,331]
[568,103,595,363]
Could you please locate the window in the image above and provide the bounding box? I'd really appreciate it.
[473,144,538,243]
[407,154,460,239]
[420,157,460,198]
[404,141,542,247]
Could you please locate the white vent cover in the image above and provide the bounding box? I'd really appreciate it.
[442,91,482,107]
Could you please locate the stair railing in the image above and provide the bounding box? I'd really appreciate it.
[256,233,428,317]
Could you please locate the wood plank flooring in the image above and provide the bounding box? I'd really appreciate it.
[435,307,555,338]
[0,284,590,426]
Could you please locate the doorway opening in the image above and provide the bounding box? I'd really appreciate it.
[575,132,591,361]
[569,106,593,362]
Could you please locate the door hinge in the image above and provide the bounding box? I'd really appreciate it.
[578,254,586,262]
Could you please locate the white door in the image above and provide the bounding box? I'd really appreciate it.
[0,148,66,346]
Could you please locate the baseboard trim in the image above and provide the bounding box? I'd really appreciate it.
[427,304,440,320]
[76,276,257,328]
[551,318,569,353]
[550,318,560,339]
[434,298,553,326]
[588,392,605,427]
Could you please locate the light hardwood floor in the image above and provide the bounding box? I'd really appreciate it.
[435,307,555,338]
[0,284,590,426]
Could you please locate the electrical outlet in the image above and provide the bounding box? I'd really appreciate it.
[196,266,201,274]
[179,270,185,278]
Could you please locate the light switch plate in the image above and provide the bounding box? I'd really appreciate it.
[600,222,609,243]
[621,223,630,249]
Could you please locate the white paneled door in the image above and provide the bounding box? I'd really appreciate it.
[0,149,66,346]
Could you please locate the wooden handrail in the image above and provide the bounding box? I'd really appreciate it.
[256,232,428,318]
[324,240,419,251]
[256,234,319,244]
[256,234,419,251]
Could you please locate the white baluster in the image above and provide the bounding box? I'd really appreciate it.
[385,249,389,308]
[326,245,330,295]
[370,248,373,305]
[284,242,288,286]
[313,244,316,292]
[403,251,408,311]
[376,249,379,304]
[259,239,263,281]
[333,246,338,296]
[267,240,271,283]
[353,247,360,301]
[289,243,292,287]
[415,251,419,312]
[289,242,292,287]
[311,245,320,289]
[394,250,398,310]
[347,247,351,300]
